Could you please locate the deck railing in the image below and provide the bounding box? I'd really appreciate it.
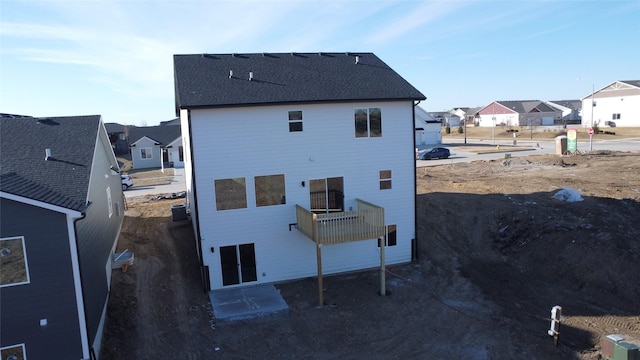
[295,199,385,245]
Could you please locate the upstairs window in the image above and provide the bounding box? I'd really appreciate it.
[355,108,382,138]
[289,111,303,132]
[612,113,621,120]
[379,170,392,190]
[0,236,30,287]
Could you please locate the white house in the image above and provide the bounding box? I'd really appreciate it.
[581,80,640,127]
[415,106,442,146]
[173,52,426,292]
[128,125,183,169]
[545,100,582,125]
[477,100,562,127]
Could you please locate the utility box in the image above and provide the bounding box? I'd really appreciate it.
[171,204,188,221]
[555,136,567,155]
[613,341,639,360]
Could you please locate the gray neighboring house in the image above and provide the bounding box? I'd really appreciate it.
[104,122,130,155]
[128,125,183,169]
[546,100,582,124]
[1,115,124,360]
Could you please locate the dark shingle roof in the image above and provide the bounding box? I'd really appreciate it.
[1,115,102,211]
[497,100,558,113]
[620,80,640,88]
[549,100,582,111]
[173,52,426,110]
[128,125,181,145]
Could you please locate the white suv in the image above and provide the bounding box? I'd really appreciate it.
[121,174,134,190]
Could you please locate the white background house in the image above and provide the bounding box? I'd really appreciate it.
[581,80,640,128]
[415,106,442,146]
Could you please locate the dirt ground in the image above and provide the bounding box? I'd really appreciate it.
[101,151,640,360]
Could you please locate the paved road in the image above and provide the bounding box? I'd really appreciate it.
[124,167,186,198]
[417,137,640,166]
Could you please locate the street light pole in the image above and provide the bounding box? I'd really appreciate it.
[591,84,595,128]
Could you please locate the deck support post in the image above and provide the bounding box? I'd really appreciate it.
[316,242,323,306]
[379,236,386,296]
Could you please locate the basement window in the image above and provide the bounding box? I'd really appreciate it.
[0,237,31,287]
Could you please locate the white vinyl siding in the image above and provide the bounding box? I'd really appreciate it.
[188,102,415,289]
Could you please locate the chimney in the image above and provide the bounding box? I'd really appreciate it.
[45,148,52,161]
[229,70,233,78]
[249,71,254,81]
[355,55,359,64]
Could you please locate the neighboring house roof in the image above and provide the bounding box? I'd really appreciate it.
[173,52,426,110]
[494,100,559,113]
[160,118,180,126]
[128,125,181,146]
[620,80,640,88]
[548,100,582,111]
[0,115,103,212]
[0,113,33,118]
[104,122,127,133]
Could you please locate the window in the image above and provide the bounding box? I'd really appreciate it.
[379,170,392,190]
[215,178,247,210]
[1,344,26,360]
[140,147,152,159]
[355,108,382,138]
[377,225,396,247]
[289,110,303,132]
[178,146,184,162]
[612,113,621,120]
[0,237,30,287]
[107,187,113,218]
[309,177,344,214]
[119,133,126,140]
[255,174,286,207]
[387,225,397,246]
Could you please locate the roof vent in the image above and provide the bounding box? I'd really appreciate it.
[249,71,254,81]
[355,55,360,64]
[45,148,52,161]
[229,70,233,78]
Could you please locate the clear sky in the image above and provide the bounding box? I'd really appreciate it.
[1,0,639,126]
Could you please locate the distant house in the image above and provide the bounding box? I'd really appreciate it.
[1,115,124,360]
[160,117,180,126]
[104,122,130,155]
[451,107,481,125]
[415,106,442,146]
[546,100,582,125]
[173,52,425,292]
[476,100,562,127]
[581,80,640,127]
[128,125,183,169]
[429,111,461,127]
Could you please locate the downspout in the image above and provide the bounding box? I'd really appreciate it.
[186,110,209,292]
[412,100,420,261]
[72,210,93,360]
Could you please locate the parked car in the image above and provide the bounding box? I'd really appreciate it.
[121,174,134,190]
[417,147,450,160]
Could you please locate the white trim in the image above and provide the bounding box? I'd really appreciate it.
[66,214,91,360]
[1,192,83,217]
[0,343,27,359]
[0,236,31,288]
